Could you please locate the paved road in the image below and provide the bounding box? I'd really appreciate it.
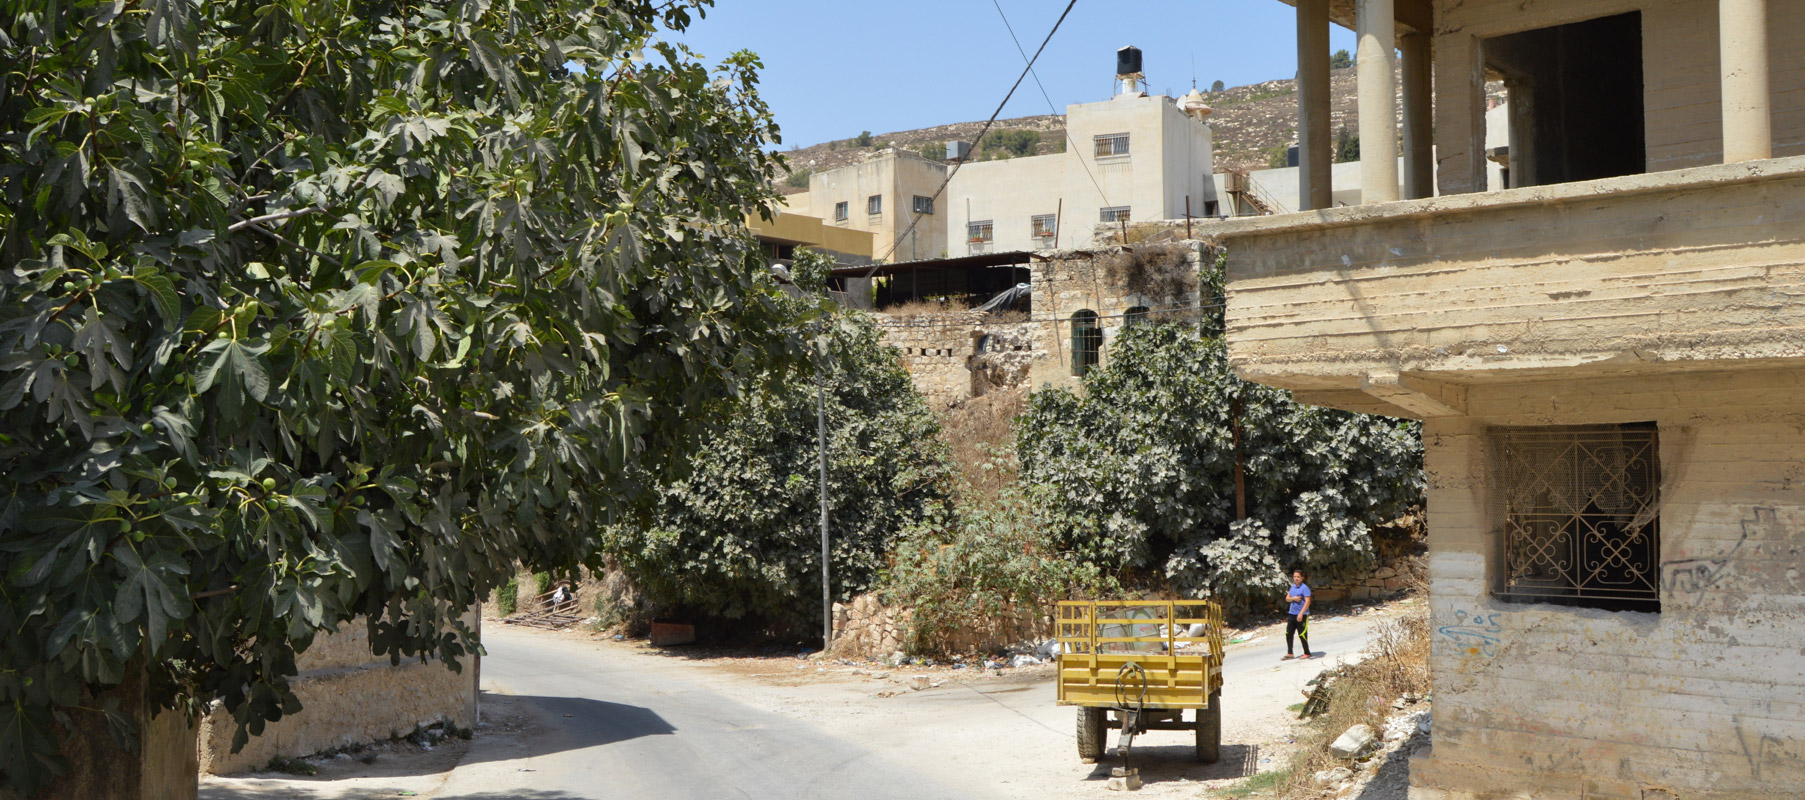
[428,613,1380,800]
[430,628,978,800]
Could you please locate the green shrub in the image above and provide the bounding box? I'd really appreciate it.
[855,130,873,147]
[785,169,812,189]
[1015,256,1422,607]
[497,576,520,617]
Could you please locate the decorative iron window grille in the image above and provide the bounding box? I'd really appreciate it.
[1495,423,1661,612]
[967,221,993,243]
[1071,310,1102,376]
[1099,206,1131,223]
[1031,214,1057,240]
[1094,133,1130,158]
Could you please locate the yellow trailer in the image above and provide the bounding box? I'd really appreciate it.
[1055,599,1226,763]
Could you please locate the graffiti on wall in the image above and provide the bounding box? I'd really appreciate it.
[1435,609,1503,658]
[1737,715,1805,783]
[1660,506,1776,595]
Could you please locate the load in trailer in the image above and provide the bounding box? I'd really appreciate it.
[1055,599,1226,763]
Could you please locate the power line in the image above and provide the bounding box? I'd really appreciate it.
[988,0,1114,237]
[867,0,1079,272]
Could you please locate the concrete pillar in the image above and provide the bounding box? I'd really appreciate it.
[1401,32,1434,199]
[1357,0,1400,203]
[1720,0,1771,162]
[1297,0,1333,211]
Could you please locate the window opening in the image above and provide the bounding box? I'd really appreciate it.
[913,195,935,214]
[1202,200,1220,217]
[1099,206,1131,224]
[1071,310,1102,377]
[1094,133,1130,158]
[867,195,883,215]
[967,221,993,243]
[1031,214,1057,242]
[1124,306,1150,326]
[1495,422,1660,612]
[833,201,848,222]
[1482,12,1644,188]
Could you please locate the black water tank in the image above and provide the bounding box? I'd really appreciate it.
[1116,46,1142,76]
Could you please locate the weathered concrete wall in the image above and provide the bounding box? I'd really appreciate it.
[1216,157,1805,396]
[1408,368,1805,800]
[1030,242,1210,391]
[197,612,480,774]
[1434,0,1805,195]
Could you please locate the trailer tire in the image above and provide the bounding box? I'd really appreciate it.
[1195,690,1222,763]
[1077,707,1107,763]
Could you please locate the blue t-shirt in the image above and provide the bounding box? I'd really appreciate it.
[1287,584,1312,616]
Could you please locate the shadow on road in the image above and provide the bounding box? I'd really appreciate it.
[1080,742,1260,785]
[456,693,678,768]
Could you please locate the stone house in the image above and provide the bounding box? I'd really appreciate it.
[1213,1,1805,798]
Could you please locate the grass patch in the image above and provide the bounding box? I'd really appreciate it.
[1215,768,1288,797]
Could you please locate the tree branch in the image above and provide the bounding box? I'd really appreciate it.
[228,208,319,232]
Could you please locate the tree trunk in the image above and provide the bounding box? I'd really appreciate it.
[38,667,198,800]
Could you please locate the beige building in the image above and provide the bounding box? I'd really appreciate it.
[789,149,951,263]
[1214,1,1805,798]
[948,91,1219,255]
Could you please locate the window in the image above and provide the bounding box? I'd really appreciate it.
[1495,423,1660,613]
[1099,206,1131,224]
[1031,214,1057,241]
[1070,310,1102,377]
[1093,133,1130,158]
[867,194,883,215]
[913,195,935,214]
[834,201,848,222]
[1124,306,1150,326]
[1482,12,1644,188]
[1202,200,1220,217]
[967,221,993,243]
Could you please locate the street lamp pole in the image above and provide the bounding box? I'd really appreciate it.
[816,363,831,651]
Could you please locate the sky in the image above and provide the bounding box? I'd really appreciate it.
[666,1,1358,150]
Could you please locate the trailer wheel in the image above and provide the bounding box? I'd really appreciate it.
[1077,707,1107,762]
[1196,691,1222,763]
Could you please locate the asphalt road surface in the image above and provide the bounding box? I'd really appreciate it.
[430,628,979,800]
[425,613,1381,800]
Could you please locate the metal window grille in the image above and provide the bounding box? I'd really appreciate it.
[967,221,993,243]
[867,195,882,215]
[913,195,934,214]
[1124,306,1150,326]
[1071,310,1102,376]
[1099,206,1131,223]
[1031,214,1057,239]
[834,201,848,221]
[1495,423,1661,612]
[1094,133,1130,158]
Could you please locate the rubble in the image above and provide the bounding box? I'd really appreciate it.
[1329,724,1377,759]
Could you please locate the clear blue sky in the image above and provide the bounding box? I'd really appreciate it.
[668,1,1357,150]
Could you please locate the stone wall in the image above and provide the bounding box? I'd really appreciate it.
[829,592,1049,657]
[197,611,480,774]
[1409,368,1805,800]
[1029,242,1210,392]
[877,310,1040,409]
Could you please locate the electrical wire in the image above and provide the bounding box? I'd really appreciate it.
[866,0,1080,271]
[987,0,1115,237]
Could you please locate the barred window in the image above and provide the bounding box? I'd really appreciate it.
[1094,133,1130,158]
[1031,214,1057,240]
[1099,206,1131,224]
[1124,306,1150,326]
[913,195,935,214]
[967,221,993,243]
[1495,423,1660,612]
[1071,310,1102,376]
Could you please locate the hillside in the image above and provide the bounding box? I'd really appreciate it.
[775,66,1365,193]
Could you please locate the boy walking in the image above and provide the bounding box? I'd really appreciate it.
[1282,569,1313,660]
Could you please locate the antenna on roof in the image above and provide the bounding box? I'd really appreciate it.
[1191,55,1197,89]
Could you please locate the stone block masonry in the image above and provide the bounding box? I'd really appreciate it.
[877,310,1042,409]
